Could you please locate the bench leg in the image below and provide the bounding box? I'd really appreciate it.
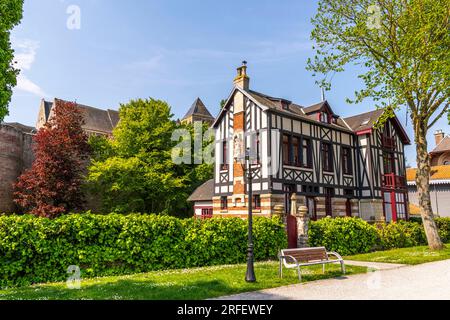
[297,265,302,282]
[322,264,325,274]
[279,258,283,279]
[340,261,346,274]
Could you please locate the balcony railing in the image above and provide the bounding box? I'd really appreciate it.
[382,173,406,189]
[382,136,396,149]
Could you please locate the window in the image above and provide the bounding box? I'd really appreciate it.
[302,185,319,194]
[320,111,330,124]
[292,137,300,166]
[342,147,352,175]
[283,134,290,165]
[220,196,228,210]
[344,189,354,197]
[322,142,333,172]
[221,141,228,170]
[301,138,312,168]
[256,132,260,164]
[383,152,395,174]
[253,195,261,210]
[201,208,213,219]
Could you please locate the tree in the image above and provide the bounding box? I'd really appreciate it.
[14,100,90,217]
[308,0,449,250]
[0,0,24,122]
[87,98,186,214]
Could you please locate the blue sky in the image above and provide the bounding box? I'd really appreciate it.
[7,0,449,166]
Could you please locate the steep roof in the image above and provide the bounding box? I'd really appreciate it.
[47,98,119,135]
[407,165,450,184]
[430,136,450,154]
[244,90,353,132]
[182,98,214,120]
[213,87,410,143]
[187,179,214,202]
[344,109,385,132]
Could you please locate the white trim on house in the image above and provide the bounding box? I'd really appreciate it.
[407,179,450,186]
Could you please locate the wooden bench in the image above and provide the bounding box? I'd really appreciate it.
[279,247,345,281]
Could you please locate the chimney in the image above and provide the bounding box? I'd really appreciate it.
[233,61,250,90]
[435,130,445,146]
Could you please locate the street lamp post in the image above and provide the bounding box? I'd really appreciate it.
[245,147,256,283]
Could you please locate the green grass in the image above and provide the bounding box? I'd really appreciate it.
[0,261,366,300]
[346,245,450,265]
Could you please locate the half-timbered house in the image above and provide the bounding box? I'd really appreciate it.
[189,63,411,223]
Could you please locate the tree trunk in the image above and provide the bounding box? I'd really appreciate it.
[415,120,443,250]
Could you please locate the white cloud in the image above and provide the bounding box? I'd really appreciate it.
[12,38,48,97]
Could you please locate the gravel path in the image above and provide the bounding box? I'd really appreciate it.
[216,259,450,300]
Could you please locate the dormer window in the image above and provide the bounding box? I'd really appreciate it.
[320,111,331,124]
[281,102,288,110]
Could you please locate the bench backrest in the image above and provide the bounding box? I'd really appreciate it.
[281,247,328,263]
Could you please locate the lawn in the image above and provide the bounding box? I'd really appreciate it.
[0,261,366,300]
[346,245,450,265]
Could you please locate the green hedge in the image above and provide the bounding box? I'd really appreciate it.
[309,217,450,256]
[308,217,379,255]
[377,220,427,249]
[0,214,287,288]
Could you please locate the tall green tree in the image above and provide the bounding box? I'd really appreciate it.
[87,98,214,216]
[308,0,449,249]
[88,98,184,214]
[0,0,24,121]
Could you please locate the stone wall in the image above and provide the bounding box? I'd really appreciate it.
[0,125,34,213]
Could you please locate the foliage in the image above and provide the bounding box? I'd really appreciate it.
[87,99,183,214]
[435,218,450,243]
[308,217,379,255]
[309,217,450,255]
[377,220,426,249]
[308,0,449,249]
[0,214,286,288]
[87,99,213,216]
[0,0,24,122]
[308,0,449,120]
[13,100,90,217]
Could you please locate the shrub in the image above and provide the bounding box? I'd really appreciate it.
[377,221,426,249]
[308,217,379,255]
[435,218,450,243]
[0,214,286,288]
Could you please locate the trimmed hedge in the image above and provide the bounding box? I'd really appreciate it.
[308,217,379,255]
[377,220,426,249]
[0,214,286,288]
[309,217,450,256]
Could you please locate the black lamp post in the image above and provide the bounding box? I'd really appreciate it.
[245,147,256,283]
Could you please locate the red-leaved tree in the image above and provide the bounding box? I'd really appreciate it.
[14,99,90,217]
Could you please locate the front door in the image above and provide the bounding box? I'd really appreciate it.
[284,184,297,248]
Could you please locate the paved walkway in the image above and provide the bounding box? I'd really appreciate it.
[344,260,405,270]
[217,259,450,300]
